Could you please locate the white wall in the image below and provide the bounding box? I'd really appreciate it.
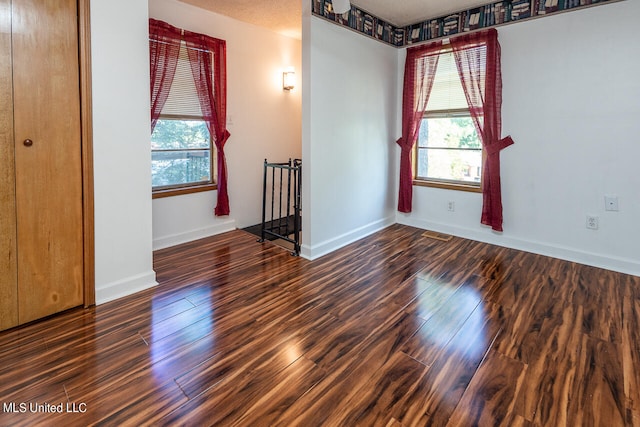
[302,13,399,259]
[149,0,302,249]
[399,1,640,276]
[91,0,157,303]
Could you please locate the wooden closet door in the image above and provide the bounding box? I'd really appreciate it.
[0,0,19,330]
[13,0,84,323]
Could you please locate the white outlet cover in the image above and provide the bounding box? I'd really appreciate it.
[604,195,619,211]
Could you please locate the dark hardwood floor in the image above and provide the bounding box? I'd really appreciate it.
[1,224,639,426]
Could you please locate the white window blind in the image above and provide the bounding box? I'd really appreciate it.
[160,41,203,118]
[426,50,468,112]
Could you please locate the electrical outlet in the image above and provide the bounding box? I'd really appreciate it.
[604,195,619,212]
[447,201,455,212]
[586,215,599,230]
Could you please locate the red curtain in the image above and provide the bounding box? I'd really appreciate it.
[450,29,514,232]
[149,19,181,132]
[183,31,231,216]
[396,41,442,213]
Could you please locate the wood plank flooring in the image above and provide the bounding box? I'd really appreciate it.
[0,224,639,426]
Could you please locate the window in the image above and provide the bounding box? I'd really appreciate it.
[151,41,215,196]
[398,29,511,229]
[149,19,230,213]
[414,49,483,192]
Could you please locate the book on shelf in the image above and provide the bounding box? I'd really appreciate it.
[336,9,350,25]
[421,21,430,40]
[394,28,405,46]
[459,11,467,32]
[538,0,546,14]
[322,1,335,20]
[313,0,324,15]
[363,14,374,36]
[483,4,493,26]
[374,21,392,41]
[352,9,364,32]
[467,8,482,31]
[429,19,441,40]
[409,23,421,43]
[385,23,394,42]
[494,2,507,24]
[348,9,356,30]
[530,0,541,16]
[443,14,460,36]
[541,0,559,13]
[511,0,532,20]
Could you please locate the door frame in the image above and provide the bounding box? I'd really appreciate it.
[79,0,95,307]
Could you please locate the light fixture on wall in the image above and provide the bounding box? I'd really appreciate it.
[332,0,351,14]
[283,69,295,91]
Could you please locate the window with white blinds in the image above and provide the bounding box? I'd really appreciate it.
[415,46,484,190]
[151,41,214,192]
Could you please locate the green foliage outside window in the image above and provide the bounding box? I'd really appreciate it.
[417,116,482,183]
[151,119,212,188]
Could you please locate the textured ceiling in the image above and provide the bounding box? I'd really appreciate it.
[178,0,302,39]
[178,0,491,39]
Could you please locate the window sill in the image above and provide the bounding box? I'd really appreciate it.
[413,179,482,193]
[152,183,217,199]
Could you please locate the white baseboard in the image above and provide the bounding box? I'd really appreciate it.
[95,270,159,305]
[152,219,237,250]
[301,216,395,260]
[398,216,640,277]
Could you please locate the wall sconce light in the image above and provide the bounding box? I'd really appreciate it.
[283,70,295,91]
[332,0,351,14]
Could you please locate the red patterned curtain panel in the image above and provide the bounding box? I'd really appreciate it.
[396,41,442,213]
[149,19,181,132]
[183,30,231,216]
[148,19,231,216]
[450,29,514,232]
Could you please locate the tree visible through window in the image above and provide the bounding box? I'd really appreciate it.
[416,115,482,184]
[151,119,212,188]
